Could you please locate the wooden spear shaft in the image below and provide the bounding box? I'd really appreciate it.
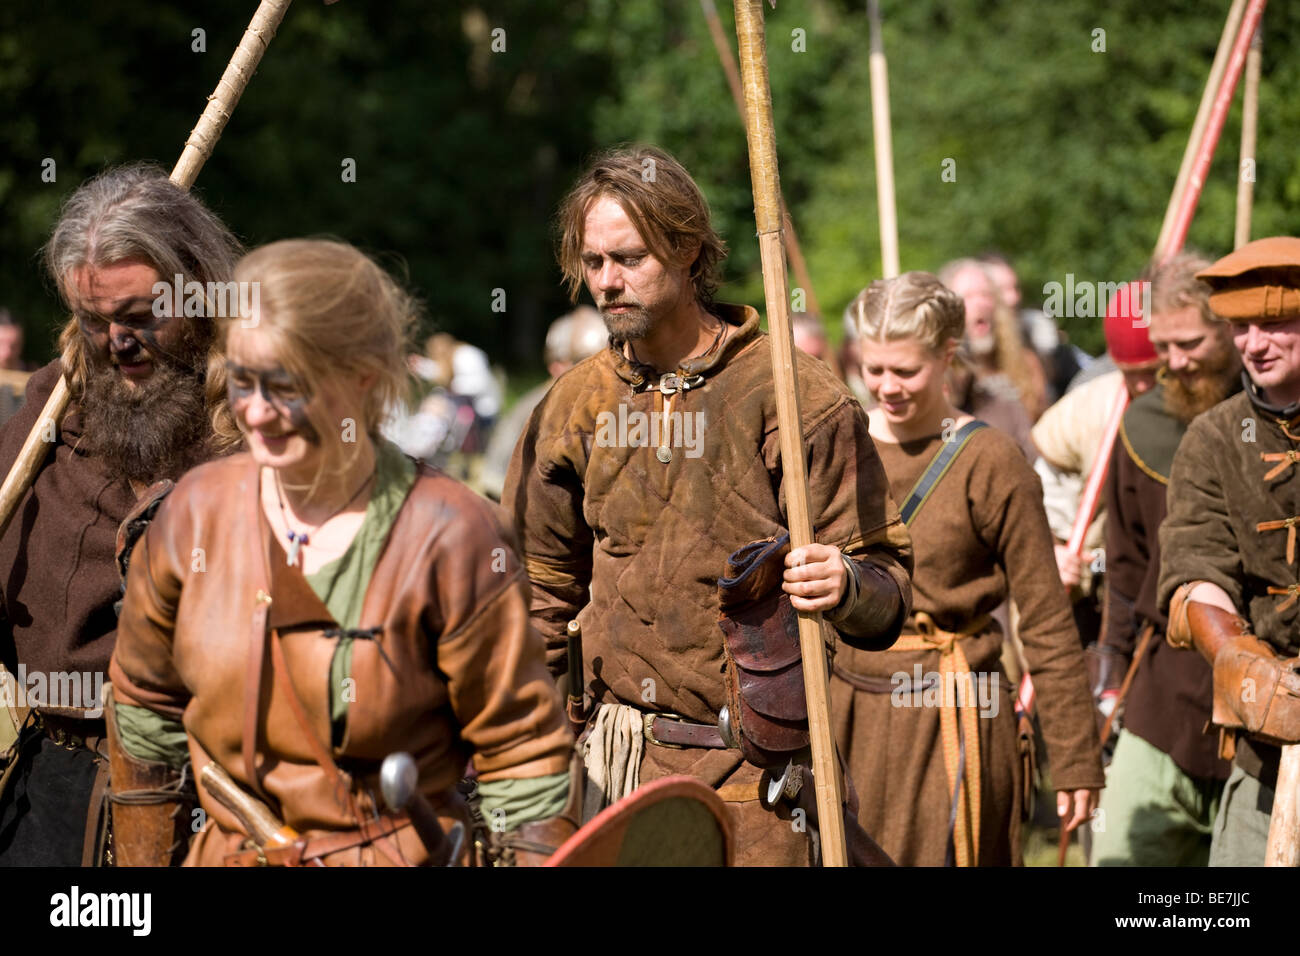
[0,0,295,541]
[1154,0,1247,262]
[867,0,899,279]
[700,0,822,319]
[1161,0,1267,263]
[732,0,848,867]
[1234,24,1261,251]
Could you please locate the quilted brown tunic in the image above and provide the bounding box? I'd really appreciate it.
[503,303,913,865]
[830,425,1104,866]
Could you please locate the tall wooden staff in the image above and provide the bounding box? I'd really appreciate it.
[867,0,899,279]
[0,0,297,540]
[732,0,847,867]
[1153,0,1248,261]
[1234,24,1262,251]
[699,0,822,319]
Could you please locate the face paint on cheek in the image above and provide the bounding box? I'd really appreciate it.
[282,399,320,445]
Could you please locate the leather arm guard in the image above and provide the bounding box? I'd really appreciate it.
[104,685,195,867]
[1172,599,1300,747]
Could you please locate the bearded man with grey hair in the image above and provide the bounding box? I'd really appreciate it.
[0,164,242,865]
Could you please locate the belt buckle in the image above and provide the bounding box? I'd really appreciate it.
[643,711,686,749]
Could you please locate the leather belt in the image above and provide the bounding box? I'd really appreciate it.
[831,661,937,694]
[643,713,728,749]
[224,811,413,867]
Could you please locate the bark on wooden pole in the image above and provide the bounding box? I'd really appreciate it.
[732,0,848,867]
[0,0,297,541]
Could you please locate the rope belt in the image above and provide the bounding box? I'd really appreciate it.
[886,611,990,868]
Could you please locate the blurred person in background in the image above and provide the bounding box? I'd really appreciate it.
[1032,281,1160,663]
[979,253,1089,402]
[941,257,1048,422]
[0,310,30,427]
[792,312,843,380]
[480,306,607,501]
[385,332,504,476]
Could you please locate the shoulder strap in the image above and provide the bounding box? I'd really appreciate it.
[899,421,989,526]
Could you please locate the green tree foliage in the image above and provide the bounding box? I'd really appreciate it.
[1,0,1296,368]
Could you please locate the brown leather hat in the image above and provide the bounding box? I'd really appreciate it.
[1195,236,1300,322]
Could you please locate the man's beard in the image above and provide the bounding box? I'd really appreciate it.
[598,300,655,341]
[81,329,213,484]
[967,330,997,358]
[1163,348,1242,424]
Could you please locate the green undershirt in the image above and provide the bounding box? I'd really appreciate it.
[117,439,566,827]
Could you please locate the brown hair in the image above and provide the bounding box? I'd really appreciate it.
[1146,251,1217,324]
[556,145,728,305]
[43,163,243,451]
[227,239,417,487]
[847,271,966,353]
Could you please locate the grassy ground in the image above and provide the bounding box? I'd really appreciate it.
[1023,821,1087,867]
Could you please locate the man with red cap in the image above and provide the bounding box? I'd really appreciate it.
[1090,253,1239,865]
[1159,237,1300,866]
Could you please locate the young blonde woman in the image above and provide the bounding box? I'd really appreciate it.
[106,239,574,866]
[829,271,1103,866]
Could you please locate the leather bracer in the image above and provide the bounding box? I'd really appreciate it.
[104,685,195,867]
[1180,603,1300,746]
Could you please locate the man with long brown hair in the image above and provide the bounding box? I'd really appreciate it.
[0,164,240,865]
[504,145,912,865]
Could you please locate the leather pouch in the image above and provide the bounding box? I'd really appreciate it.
[718,533,812,769]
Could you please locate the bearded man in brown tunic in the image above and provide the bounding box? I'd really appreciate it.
[1159,236,1300,866]
[832,272,1103,866]
[504,145,913,866]
[0,165,240,865]
[1089,254,1237,866]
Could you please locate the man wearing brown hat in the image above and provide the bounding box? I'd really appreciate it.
[1158,236,1300,866]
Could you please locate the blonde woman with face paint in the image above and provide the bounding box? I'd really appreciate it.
[107,239,575,866]
[829,271,1103,866]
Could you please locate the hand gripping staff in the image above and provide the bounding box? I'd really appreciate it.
[732,0,847,867]
[0,0,302,541]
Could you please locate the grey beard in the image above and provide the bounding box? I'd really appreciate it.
[81,352,212,485]
[967,331,997,358]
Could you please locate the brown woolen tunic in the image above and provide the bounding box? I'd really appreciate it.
[0,361,136,696]
[830,425,1104,866]
[1101,383,1229,781]
[1158,385,1300,785]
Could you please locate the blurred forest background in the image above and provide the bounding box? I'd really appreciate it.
[2,0,1297,377]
